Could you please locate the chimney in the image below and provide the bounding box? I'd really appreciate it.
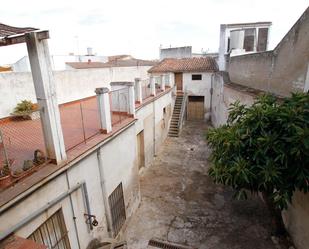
[87,47,93,56]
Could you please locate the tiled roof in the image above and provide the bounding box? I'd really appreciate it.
[108,54,132,62]
[0,23,37,38]
[66,59,157,69]
[148,57,218,73]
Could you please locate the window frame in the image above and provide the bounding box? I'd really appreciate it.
[191,74,202,81]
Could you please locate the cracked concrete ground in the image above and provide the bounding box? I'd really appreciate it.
[122,121,276,249]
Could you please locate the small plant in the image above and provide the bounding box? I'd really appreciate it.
[13,100,37,115]
[0,161,10,177]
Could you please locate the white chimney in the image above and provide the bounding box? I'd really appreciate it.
[87,47,93,56]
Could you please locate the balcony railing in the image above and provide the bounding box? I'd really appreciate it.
[60,96,101,151]
[109,87,131,125]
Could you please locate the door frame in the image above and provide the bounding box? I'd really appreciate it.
[174,72,183,91]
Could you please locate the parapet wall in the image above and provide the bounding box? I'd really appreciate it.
[0,66,151,119]
[229,7,309,96]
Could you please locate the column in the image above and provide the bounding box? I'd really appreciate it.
[127,82,135,117]
[160,75,166,91]
[25,32,66,164]
[150,76,156,96]
[134,78,142,104]
[95,87,112,134]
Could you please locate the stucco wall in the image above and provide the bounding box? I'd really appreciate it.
[0,66,151,118]
[0,85,174,248]
[0,153,107,249]
[211,75,256,127]
[135,89,175,166]
[228,7,309,96]
[211,74,309,249]
[183,72,212,111]
[282,191,309,249]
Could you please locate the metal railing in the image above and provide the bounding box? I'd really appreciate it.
[178,93,188,131]
[60,96,101,151]
[109,87,130,125]
[0,110,48,184]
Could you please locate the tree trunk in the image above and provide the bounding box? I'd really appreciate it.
[262,191,287,236]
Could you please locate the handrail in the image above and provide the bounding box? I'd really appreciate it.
[178,93,187,131]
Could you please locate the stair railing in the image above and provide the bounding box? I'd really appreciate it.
[178,93,188,131]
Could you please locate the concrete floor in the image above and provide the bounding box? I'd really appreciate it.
[122,121,276,249]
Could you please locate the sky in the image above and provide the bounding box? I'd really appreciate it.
[0,0,308,64]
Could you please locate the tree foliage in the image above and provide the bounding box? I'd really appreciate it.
[207,93,309,210]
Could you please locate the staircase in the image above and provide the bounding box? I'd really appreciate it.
[168,94,184,137]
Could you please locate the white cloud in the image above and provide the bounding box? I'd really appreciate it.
[0,0,308,64]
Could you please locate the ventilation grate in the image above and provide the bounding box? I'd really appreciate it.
[148,239,196,249]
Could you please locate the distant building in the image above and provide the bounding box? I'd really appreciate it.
[218,22,272,70]
[66,57,157,70]
[149,57,218,121]
[160,46,192,60]
[11,48,108,72]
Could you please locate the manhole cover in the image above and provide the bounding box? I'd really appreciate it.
[148,239,196,249]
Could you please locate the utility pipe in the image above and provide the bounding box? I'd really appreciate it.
[0,182,85,241]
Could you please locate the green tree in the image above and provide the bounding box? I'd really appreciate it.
[206,93,309,235]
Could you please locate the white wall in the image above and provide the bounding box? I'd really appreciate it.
[0,66,151,119]
[0,86,174,248]
[210,74,255,127]
[12,55,108,72]
[183,72,213,111]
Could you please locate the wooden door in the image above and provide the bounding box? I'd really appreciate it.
[137,130,145,170]
[187,96,204,120]
[174,73,183,91]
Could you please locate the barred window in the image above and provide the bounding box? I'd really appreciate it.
[28,209,71,249]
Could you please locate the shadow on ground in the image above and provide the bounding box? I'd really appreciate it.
[122,121,276,249]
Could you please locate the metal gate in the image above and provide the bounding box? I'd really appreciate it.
[109,182,126,236]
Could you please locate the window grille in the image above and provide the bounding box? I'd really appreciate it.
[109,182,126,236]
[28,209,71,249]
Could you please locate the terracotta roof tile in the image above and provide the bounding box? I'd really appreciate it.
[66,59,157,69]
[148,57,218,73]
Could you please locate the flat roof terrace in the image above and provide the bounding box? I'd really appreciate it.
[0,96,131,185]
[0,86,172,197]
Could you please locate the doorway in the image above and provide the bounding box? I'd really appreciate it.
[187,96,205,120]
[174,73,183,91]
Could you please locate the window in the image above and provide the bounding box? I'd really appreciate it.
[192,74,202,81]
[28,209,71,249]
[257,28,268,52]
[243,28,255,52]
[109,182,126,237]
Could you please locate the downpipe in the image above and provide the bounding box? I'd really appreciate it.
[96,149,113,237]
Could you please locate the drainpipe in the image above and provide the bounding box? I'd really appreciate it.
[210,73,214,116]
[65,171,81,249]
[96,149,113,237]
[153,99,156,156]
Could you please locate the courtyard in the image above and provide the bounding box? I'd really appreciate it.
[123,121,277,249]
